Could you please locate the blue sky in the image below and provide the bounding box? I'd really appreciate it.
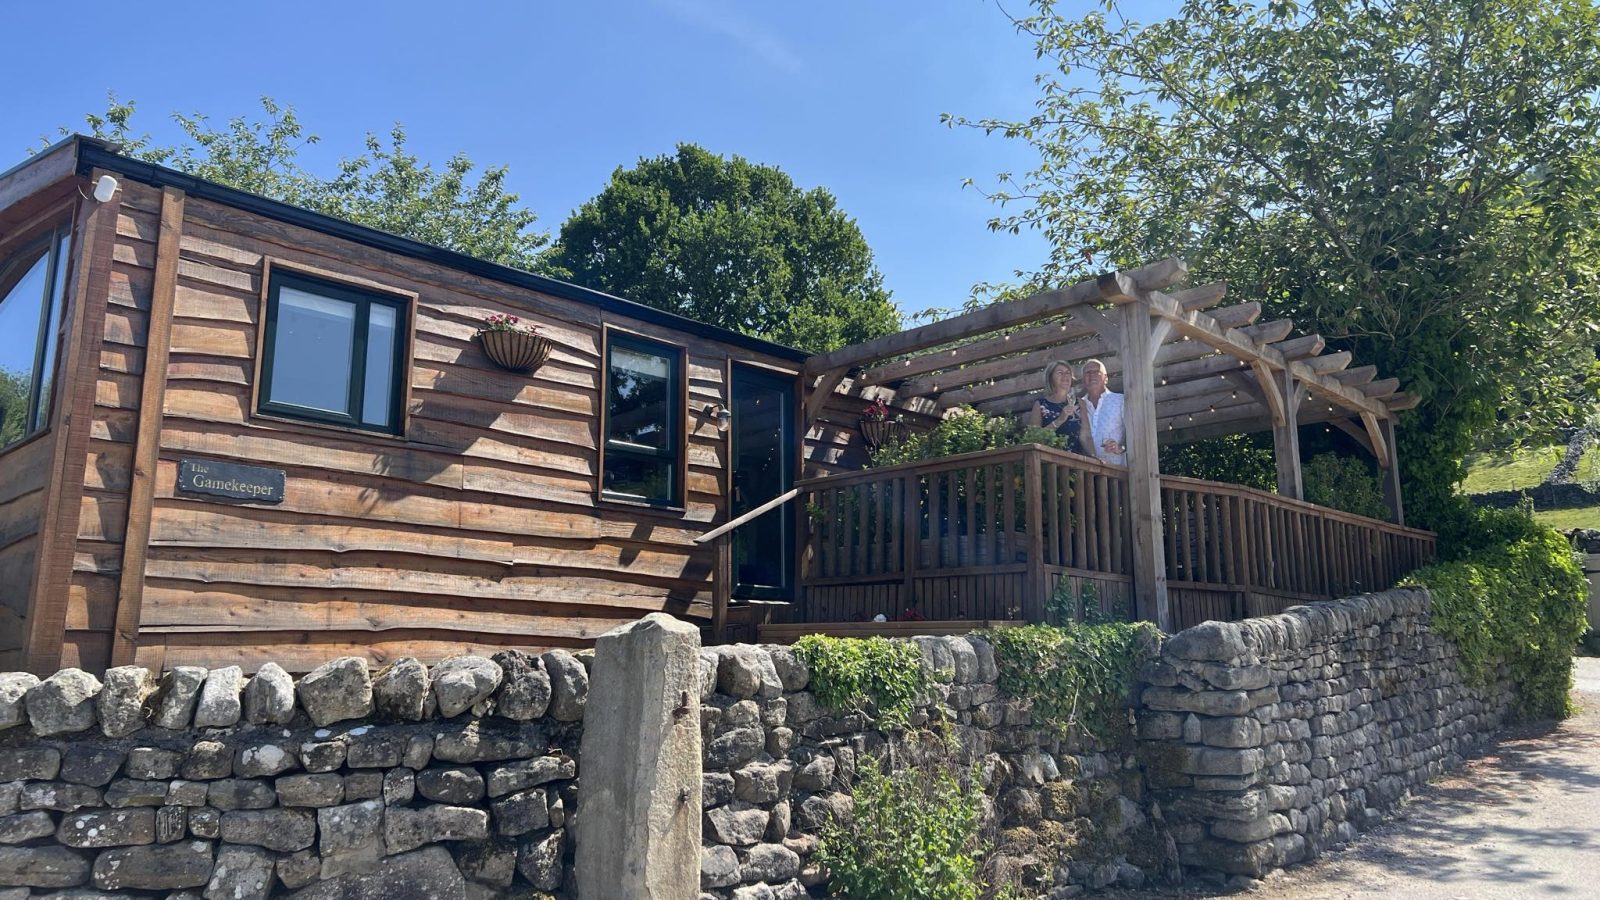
[0,1,1074,321]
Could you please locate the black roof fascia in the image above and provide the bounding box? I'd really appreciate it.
[73,141,811,363]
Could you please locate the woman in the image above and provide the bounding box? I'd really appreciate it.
[1027,360,1092,456]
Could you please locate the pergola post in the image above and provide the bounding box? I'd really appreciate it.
[1273,369,1304,500]
[1379,416,1404,526]
[1118,296,1171,632]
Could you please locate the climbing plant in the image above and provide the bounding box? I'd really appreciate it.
[979,620,1159,741]
[792,635,935,729]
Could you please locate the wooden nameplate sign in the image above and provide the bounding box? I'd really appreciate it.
[177,459,286,503]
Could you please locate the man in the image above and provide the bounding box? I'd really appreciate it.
[1080,359,1126,466]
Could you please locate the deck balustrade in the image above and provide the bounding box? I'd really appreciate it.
[787,444,1434,634]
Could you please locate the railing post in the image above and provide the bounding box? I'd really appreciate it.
[1024,449,1047,623]
[900,474,918,616]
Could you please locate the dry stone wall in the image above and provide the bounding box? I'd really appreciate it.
[0,649,588,899]
[0,586,1519,898]
[1135,588,1515,880]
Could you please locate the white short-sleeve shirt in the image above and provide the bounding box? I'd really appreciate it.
[1085,390,1126,466]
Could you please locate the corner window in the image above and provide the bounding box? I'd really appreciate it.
[0,223,71,449]
[603,332,684,505]
[259,271,409,434]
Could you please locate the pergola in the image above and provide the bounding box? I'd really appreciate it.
[799,258,1415,630]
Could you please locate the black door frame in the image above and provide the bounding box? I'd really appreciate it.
[730,363,798,600]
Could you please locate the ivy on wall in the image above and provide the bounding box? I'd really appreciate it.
[1403,508,1589,720]
[793,635,936,729]
[979,620,1160,741]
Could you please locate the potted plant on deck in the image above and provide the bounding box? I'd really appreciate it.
[476,313,552,374]
[858,398,906,450]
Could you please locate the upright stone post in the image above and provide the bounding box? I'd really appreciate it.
[575,613,703,899]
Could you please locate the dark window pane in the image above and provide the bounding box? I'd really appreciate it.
[607,345,671,452]
[269,287,356,414]
[361,304,397,426]
[603,453,675,502]
[32,232,70,433]
[0,245,50,447]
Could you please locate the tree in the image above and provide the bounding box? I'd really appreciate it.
[949,0,1600,528]
[544,144,900,352]
[56,96,548,269]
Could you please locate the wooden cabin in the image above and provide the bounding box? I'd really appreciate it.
[0,137,936,674]
[0,137,1432,676]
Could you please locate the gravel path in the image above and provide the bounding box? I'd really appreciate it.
[1112,656,1600,899]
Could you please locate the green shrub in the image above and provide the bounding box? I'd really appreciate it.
[979,620,1159,741]
[1403,513,1588,720]
[1303,452,1389,520]
[793,635,935,729]
[1159,434,1276,492]
[816,758,983,900]
[869,406,1065,467]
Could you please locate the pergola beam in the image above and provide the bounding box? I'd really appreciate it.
[1143,290,1390,420]
[804,259,1186,376]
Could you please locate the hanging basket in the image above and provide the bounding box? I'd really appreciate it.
[859,418,906,450]
[479,330,552,374]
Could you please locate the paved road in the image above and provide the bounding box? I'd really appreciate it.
[1117,656,1600,899]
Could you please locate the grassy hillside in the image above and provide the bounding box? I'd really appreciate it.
[1461,444,1600,494]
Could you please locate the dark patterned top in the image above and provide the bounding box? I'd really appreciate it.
[1036,397,1086,455]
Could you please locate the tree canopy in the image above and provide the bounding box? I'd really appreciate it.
[57,96,549,270]
[544,144,900,353]
[950,0,1600,527]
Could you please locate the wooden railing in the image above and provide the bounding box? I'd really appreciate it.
[794,444,1435,630]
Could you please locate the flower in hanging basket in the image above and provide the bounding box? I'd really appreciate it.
[858,398,905,450]
[475,313,551,374]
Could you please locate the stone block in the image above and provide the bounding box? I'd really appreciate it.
[484,755,574,798]
[1202,716,1265,749]
[703,772,735,808]
[125,747,182,780]
[0,844,91,887]
[702,844,740,889]
[542,649,589,721]
[235,742,297,778]
[165,780,209,807]
[383,768,415,805]
[384,804,488,854]
[98,667,157,738]
[490,788,549,836]
[220,809,315,852]
[766,647,809,692]
[92,840,213,890]
[182,740,232,780]
[317,800,385,877]
[156,805,186,843]
[25,669,102,735]
[740,843,801,883]
[489,650,551,720]
[0,674,40,732]
[153,667,208,730]
[1140,687,1252,717]
[705,803,771,846]
[516,832,563,892]
[21,782,102,812]
[187,807,220,839]
[58,808,155,847]
[346,732,406,769]
[1166,621,1247,662]
[733,761,793,804]
[207,779,276,811]
[276,850,319,890]
[241,662,296,726]
[0,811,56,844]
[193,666,245,728]
[371,658,431,723]
[297,657,373,727]
[417,766,485,804]
[432,721,546,763]
[343,772,382,801]
[0,747,61,781]
[276,774,345,808]
[204,845,274,900]
[707,727,764,770]
[287,845,466,900]
[454,838,518,888]
[431,656,503,717]
[299,739,346,773]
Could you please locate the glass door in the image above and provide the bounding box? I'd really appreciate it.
[731,365,796,600]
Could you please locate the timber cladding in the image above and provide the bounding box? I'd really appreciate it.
[17,171,843,675]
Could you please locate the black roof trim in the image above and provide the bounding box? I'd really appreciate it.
[74,141,810,362]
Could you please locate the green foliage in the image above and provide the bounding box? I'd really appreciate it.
[544,143,900,353]
[951,0,1600,529]
[869,407,1066,467]
[57,95,548,269]
[793,635,935,729]
[1403,512,1589,719]
[1159,435,1276,492]
[0,368,28,449]
[980,620,1159,741]
[1302,452,1389,520]
[816,758,983,900]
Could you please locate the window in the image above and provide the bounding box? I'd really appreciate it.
[259,271,409,434]
[0,223,71,449]
[602,332,684,505]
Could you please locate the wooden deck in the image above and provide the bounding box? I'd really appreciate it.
[775,444,1434,637]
